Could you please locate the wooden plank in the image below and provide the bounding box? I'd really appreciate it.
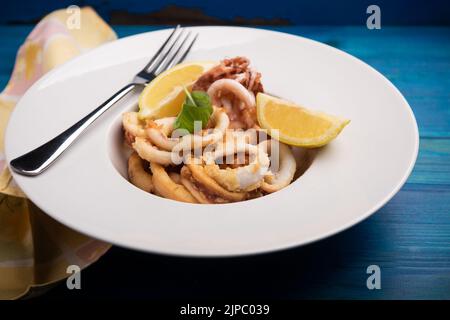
[410,138,450,185]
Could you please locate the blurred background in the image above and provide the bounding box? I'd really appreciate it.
[3,0,450,25]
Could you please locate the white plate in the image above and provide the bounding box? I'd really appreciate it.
[5,27,419,256]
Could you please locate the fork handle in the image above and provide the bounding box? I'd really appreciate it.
[10,83,138,176]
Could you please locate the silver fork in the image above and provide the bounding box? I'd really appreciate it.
[10,25,198,176]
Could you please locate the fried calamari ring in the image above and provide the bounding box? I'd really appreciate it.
[150,162,198,203]
[203,143,270,192]
[171,107,230,163]
[146,117,179,151]
[185,159,247,202]
[133,108,230,166]
[207,79,257,128]
[132,137,174,165]
[259,140,297,193]
[180,166,213,204]
[168,171,182,184]
[128,152,153,193]
[207,79,256,109]
[122,112,147,139]
[222,128,269,147]
[202,107,231,144]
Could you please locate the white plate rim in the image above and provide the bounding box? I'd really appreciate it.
[5,26,419,257]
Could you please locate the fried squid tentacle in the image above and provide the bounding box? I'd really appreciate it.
[192,56,263,95]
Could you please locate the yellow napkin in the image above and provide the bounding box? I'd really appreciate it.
[0,7,116,299]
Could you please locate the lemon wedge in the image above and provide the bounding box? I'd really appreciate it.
[256,93,350,147]
[138,61,217,119]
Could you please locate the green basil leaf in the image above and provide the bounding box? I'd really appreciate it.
[191,91,213,114]
[174,89,213,134]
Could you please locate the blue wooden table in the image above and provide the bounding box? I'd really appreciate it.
[1,26,449,299]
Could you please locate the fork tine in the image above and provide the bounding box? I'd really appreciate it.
[169,33,198,69]
[156,32,198,74]
[141,25,180,73]
[155,31,191,74]
[147,28,186,74]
